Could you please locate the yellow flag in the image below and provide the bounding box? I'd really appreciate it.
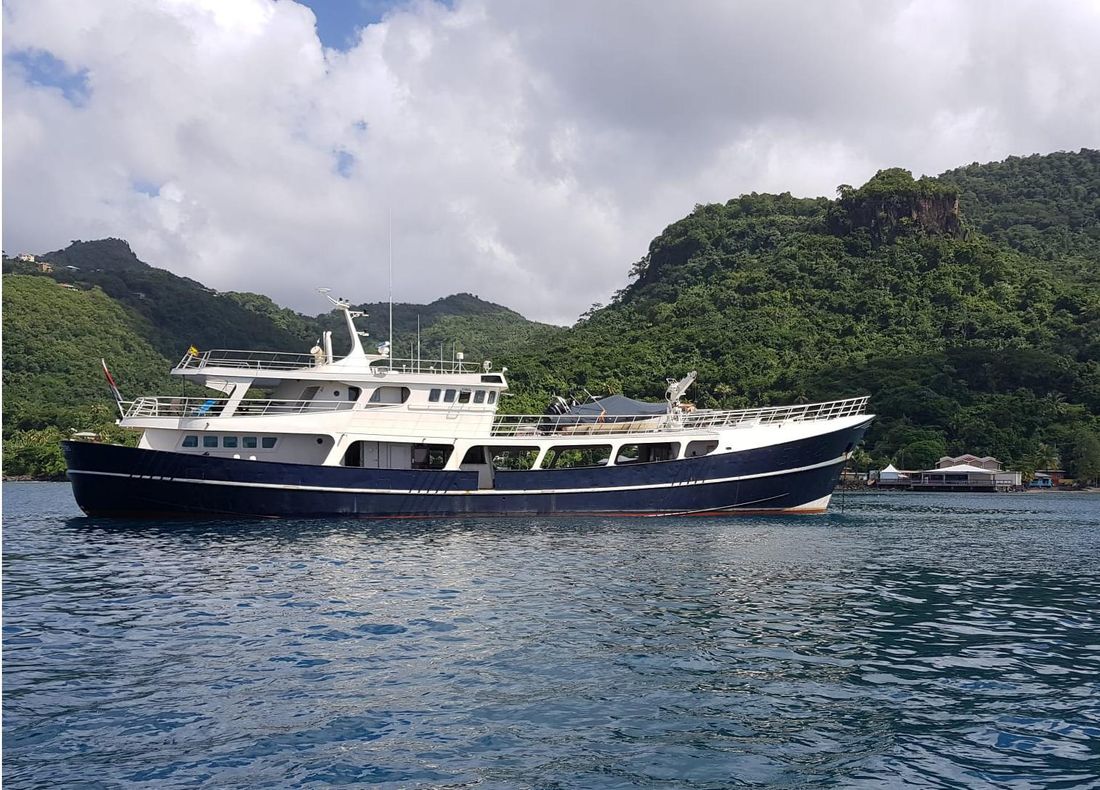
[188,345,199,357]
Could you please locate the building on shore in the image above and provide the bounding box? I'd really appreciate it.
[912,463,1021,492]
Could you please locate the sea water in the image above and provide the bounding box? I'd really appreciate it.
[3,482,1099,789]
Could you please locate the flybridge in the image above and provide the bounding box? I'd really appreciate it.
[173,290,499,379]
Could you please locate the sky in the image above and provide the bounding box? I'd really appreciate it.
[3,0,1099,324]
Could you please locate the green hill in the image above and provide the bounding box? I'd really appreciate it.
[1,275,176,477]
[503,154,1100,477]
[38,239,309,358]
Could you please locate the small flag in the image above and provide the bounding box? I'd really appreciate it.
[101,358,123,405]
[188,345,200,357]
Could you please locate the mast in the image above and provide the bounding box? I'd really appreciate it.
[393,210,398,371]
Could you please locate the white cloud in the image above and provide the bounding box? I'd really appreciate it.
[4,0,1099,324]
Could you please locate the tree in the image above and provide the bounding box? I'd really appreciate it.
[1068,433,1100,485]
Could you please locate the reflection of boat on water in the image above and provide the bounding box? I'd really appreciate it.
[63,294,872,518]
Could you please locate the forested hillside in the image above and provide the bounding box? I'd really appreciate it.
[504,155,1100,478]
[4,149,1098,481]
[1,276,176,477]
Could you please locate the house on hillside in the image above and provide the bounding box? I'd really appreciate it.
[36,261,53,273]
[16,253,36,262]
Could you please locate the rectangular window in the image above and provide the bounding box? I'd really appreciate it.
[473,390,486,404]
[542,445,613,469]
[487,391,497,404]
[243,436,258,449]
[616,442,680,464]
[429,388,441,403]
[261,437,277,449]
[443,389,456,403]
[458,390,471,404]
[182,435,198,448]
[348,386,361,402]
[685,440,718,458]
[222,436,238,448]
[202,436,218,448]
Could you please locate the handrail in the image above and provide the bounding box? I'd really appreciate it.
[174,349,319,372]
[491,396,870,437]
[121,397,356,419]
[174,349,486,375]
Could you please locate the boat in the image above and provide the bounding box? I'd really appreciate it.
[62,295,873,517]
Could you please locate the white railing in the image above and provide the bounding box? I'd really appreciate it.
[175,349,320,372]
[174,349,487,375]
[491,396,870,437]
[122,397,356,419]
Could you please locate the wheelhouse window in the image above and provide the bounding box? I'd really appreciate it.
[428,388,441,403]
[222,436,238,448]
[542,445,612,469]
[487,391,497,404]
[202,436,218,448]
[182,435,198,448]
[615,442,680,464]
[243,436,258,449]
[368,386,411,404]
[443,389,456,403]
[473,390,486,404]
[261,437,277,449]
[458,390,471,404]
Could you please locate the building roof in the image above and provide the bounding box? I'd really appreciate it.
[924,463,996,474]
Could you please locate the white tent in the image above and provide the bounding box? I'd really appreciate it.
[878,464,907,481]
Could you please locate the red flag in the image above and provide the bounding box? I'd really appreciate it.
[101,358,122,404]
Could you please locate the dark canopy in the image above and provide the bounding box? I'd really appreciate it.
[566,394,667,419]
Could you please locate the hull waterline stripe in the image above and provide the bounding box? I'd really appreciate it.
[67,453,848,496]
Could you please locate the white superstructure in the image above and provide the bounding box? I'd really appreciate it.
[117,298,870,478]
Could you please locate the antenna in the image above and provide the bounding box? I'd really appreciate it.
[393,209,398,371]
[416,314,421,374]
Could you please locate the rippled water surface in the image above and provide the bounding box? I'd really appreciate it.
[4,483,1100,788]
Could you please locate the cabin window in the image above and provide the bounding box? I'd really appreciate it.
[487,391,497,404]
[615,442,680,464]
[301,385,321,401]
[202,436,219,448]
[463,446,539,470]
[223,436,238,448]
[429,388,441,403]
[261,437,277,449]
[542,445,613,469]
[348,386,361,402]
[443,389,456,403]
[473,390,486,404]
[182,435,198,448]
[685,440,718,458]
[368,386,411,404]
[243,436,258,449]
[458,390,471,404]
[412,444,453,470]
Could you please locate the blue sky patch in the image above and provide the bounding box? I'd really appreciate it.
[333,149,356,178]
[299,0,405,50]
[131,179,161,198]
[5,49,91,106]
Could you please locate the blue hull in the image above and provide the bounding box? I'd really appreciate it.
[62,420,869,518]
